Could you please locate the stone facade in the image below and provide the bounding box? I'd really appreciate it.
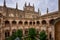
[0,0,60,40]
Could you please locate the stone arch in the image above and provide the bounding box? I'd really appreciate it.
[18,21,23,25]
[29,21,32,25]
[42,20,47,24]
[33,21,35,25]
[24,21,28,25]
[36,21,40,25]
[12,20,17,24]
[5,30,10,38]
[5,20,10,25]
[54,18,60,40]
[49,19,55,25]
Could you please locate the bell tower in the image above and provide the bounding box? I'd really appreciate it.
[59,0,60,11]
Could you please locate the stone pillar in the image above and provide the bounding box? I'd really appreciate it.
[2,29,5,40]
[10,30,12,36]
[10,21,12,36]
[46,26,50,40]
[23,30,24,40]
[53,25,55,40]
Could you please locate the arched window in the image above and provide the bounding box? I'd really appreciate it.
[5,20,10,25]
[24,21,28,25]
[19,21,23,25]
[12,21,16,24]
[36,21,40,25]
[42,20,47,24]
[25,29,28,36]
[29,21,32,25]
[49,19,55,25]
[33,22,35,25]
[5,30,10,38]
[12,29,16,34]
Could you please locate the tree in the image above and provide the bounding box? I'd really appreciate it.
[16,30,23,38]
[39,30,47,40]
[7,29,23,40]
[28,28,36,40]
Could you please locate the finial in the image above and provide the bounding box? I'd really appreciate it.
[25,2,27,7]
[4,0,6,7]
[38,8,41,16]
[29,3,30,6]
[47,8,49,14]
[16,2,18,9]
[38,8,39,13]
[33,4,35,11]
[33,4,34,7]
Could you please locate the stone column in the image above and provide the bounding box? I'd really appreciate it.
[2,29,5,40]
[10,21,12,36]
[46,26,49,40]
[52,25,55,40]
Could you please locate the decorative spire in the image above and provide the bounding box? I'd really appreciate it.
[33,4,35,11]
[4,0,6,7]
[47,8,49,14]
[16,2,18,9]
[29,3,30,6]
[38,8,41,16]
[38,8,39,13]
[33,4,34,8]
[25,2,27,7]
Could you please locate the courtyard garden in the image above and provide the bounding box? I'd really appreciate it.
[6,28,47,40]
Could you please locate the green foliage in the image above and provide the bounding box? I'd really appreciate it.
[16,30,23,37]
[28,28,36,37]
[28,28,37,40]
[39,30,47,40]
[6,29,23,40]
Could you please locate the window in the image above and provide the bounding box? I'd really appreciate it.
[19,21,23,25]
[25,29,28,36]
[12,21,16,24]
[42,20,47,24]
[49,19,55,25]
[24,21,28,25]
[37,21,40,25]
[29,21,32,25]
[33,22,35,25]
[5,30,10,38]
[5,20,10,25]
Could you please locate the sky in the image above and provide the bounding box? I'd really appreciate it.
[0,0,58,15]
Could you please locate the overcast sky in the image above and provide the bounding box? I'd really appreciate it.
[0,0,58,15]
